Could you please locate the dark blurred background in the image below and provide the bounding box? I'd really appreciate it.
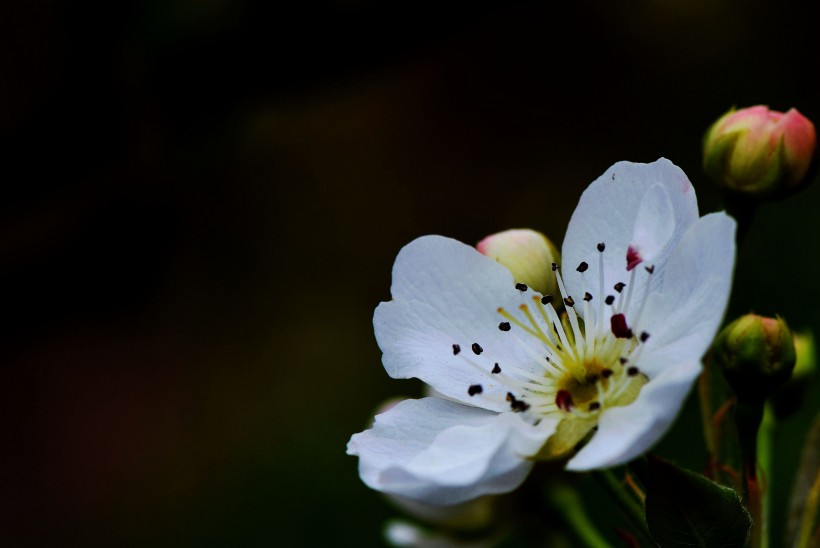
[1,1,818,546]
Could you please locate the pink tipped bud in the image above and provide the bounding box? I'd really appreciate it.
[711,314,796,403]
[476,229,560,296]
[703,105,816,198]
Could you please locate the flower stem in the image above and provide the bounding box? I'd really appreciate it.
[593,469,654,546]
[547,484,610,548]
[722,191,758,244]
[736,401,766,548]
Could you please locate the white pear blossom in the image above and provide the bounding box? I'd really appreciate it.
[348,159,736,505]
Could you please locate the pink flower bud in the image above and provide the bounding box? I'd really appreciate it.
[703,105,816,198]
[712,314,796,403]
[476,229,560,296]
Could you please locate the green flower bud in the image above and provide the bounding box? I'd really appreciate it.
[703,105,816,199]
[711,314,797,404]
[476,229,560,297]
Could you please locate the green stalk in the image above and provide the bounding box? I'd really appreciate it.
[736,401,765,548]
[548,484,610,548]
[797,470,820,548]
[593,469,654,546]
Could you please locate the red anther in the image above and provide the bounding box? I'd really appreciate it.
[611,313,633,339]
[555,389,574,412]
[626,245,643,271]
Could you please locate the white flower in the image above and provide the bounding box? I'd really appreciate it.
[348,159,736,505]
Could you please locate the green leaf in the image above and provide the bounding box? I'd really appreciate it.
[645,456,751,548]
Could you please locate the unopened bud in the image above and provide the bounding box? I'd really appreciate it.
[703,105,816,198]
[711,314,797,403]
[476,229,560,296]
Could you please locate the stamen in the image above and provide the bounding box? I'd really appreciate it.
[622,267,638,314]
[472,343,483,355]
[605,295,615,305]
[627,366,640,377]
[614,282,626,293]
[492,363,501,374]
[507,392,531,413]
[626,246,642,271]
[515,282,528,292]
[534,297,577,363]
[630,267,655,330]
[452,344,461,355]
[610,313,633,339]
[498,322,511,332]
[468,384,483,396]
[577,262,589,273]
[555,390,574,412]
[553,266,586,358]
[640,331,650,342]
[541,295,554,305]
[589,401,601,411]
[497,307,542,340]
[597,245,605,336]
[530,296,569,360]
[519,304,551,343]
[584,292,593,302]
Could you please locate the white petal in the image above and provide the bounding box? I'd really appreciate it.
[347,397,555,505]
[562,159,699,319]
[375,235,555,411]
[631,183,676,265]
[637,212,736,375]
[565,360,701,470]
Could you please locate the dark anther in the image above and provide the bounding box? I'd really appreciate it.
[492,363,501,374]
[584,292,593,302]
[614,282,626,293]
[597,242,606,252]
[645,265,655,274]
[513,399,529,412]
[640,331,650,342]
[627,366,640,377]
[611,313,632,338]
[589,401,601,411]
[471,343,483,355]
[452,344,461,355]
[577,262,589,273]
[551,263,558,271]
[515,282,528,292]
[506,392,530,412]
[541,295,554,305]
[619,357,628,365]
[498,322,511,332]
[564,296,575,307]
[555,390,574,412]
[601,368,614,378]
[468,384,483,396]
[605,295,615,305]
[512,400,530,412]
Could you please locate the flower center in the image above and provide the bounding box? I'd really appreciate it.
[456,241,656,457]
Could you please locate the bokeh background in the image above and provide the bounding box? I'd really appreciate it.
[1,1,819,546]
